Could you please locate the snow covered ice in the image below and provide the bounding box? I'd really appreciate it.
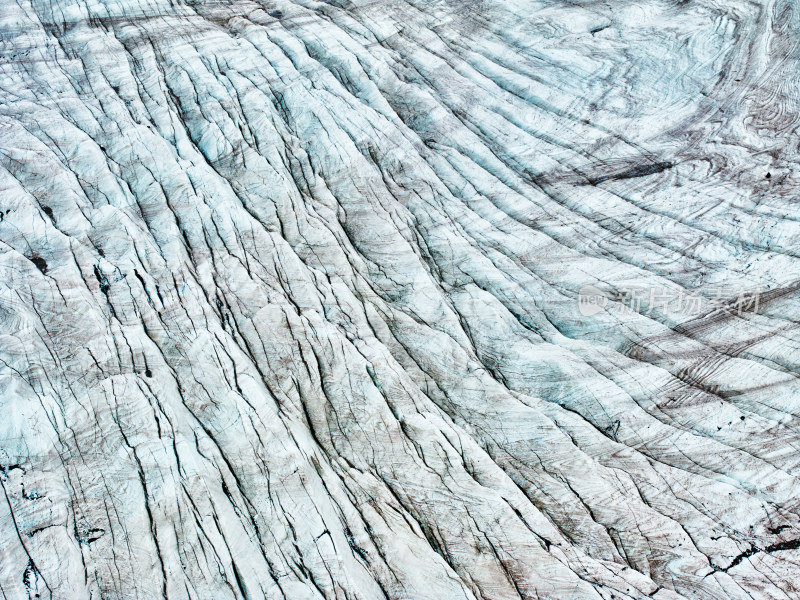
[1,0,800,598]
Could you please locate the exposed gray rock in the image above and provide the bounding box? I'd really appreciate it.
[1,0,799,598]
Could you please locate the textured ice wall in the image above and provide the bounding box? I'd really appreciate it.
[1,0,800,598]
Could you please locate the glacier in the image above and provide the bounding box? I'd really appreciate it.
[1,0,800,598]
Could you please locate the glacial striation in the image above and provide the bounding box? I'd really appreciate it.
[1,0,800,598]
